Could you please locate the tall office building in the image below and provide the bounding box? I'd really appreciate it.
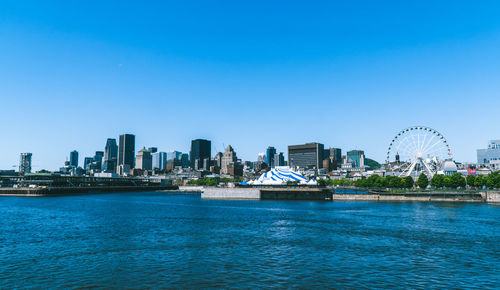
[83,157,94,170]
[181,153,189,168]
[19,153,32,175]
[93,151,104,171]
[103,138,118,172]
[118,134,135,174]
[152,152,167,170]
[221,145,238,174]
[148,147,158,154]
[288,142,325,169]
[324,147,342,170]
[274,152,285,167]
[135,147,152,171]
[346,150,365,168]
[167,151,182,161]
[69,150,79,167]
[190,139,211,170]
[266,146,277,168]
[477,140,500,164]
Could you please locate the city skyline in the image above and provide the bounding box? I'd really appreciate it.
[2,1,500,169]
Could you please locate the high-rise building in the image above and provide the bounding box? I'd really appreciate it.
[167,151,182,161]
[190,139,211,170]
[274,152,285,167]
[346,150,365,168]
[19,153,32,175]
[181,153,189,168]
[118,134,135,173]
[94,151,104,171]
[257,152,266,163]
[221,145,238,174]
[152,152,167,170]
[103,138,118,172]
[214,152,223,168]
[69,150,79,167]
[266,146,277,168]
[83,157,94,170]
[324,147,342,170]
[477,140,500,164]
[288,143,324,169]
[148,147,158,154]
[135,147,152,171]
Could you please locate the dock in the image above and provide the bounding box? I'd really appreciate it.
[0,185,179,196]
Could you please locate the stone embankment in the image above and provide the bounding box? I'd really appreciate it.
[332,192,485,202]
[0,185,179,196]
[486,192,500,203]
[202,187,260,199]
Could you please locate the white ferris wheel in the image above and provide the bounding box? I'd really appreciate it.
[386,126,452,178]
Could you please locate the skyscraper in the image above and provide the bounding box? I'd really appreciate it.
[69,150,79,167]
[190,139,211,170]
[324,147,342,170]
[167,151,182,161]
[94,151,104,171]
[118,134,135,173]
[152,152,167,170]
[288,142,325,169]
[19,153,32,175]
[136,147,152,171]
[346,150,365,168]
[103,138,118,172]
[266,146,277,168]
[83,157,94,170]
[181,153,189,168]
[274,152,285,167]
[221,145,238,174]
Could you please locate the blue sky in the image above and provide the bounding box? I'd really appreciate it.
[1,1,500,170]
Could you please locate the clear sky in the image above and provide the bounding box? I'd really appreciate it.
[1,1,500,170]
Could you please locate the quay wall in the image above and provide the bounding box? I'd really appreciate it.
[332,192,485,202]
[0,185,179,197]
[260,188,332,200]
[486,192,500,203]
[202,187,260,200]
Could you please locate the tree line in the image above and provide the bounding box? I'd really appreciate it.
[187,177,243,186]
[348,172,500,190]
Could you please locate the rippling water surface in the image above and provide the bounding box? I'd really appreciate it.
[1,192,499,288]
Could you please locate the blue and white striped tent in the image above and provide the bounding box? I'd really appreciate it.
[252,167,308,185]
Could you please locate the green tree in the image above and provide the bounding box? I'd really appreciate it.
[317,179,328,187]
[486,172,500,188]
[403,176,414,188]
[366,175,385,188]
[450,173,466,188]
[430,174,444,188]
[474,175,485,188]
[466,175,476,188]
[443,176,453,188]
[355,178,367,188]
[417,173,429,189]
[386,176,403,188]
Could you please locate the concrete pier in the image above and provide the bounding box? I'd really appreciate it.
[486,192,500,203]
[260,188,332,200]
[202,187,260,200]
[201,187,334,200]
[332,192,485,202]
[0,185,179,197]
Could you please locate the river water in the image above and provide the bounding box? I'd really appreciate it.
[1,192,499,288]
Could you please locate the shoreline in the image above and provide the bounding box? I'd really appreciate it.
[0,185,180,197]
